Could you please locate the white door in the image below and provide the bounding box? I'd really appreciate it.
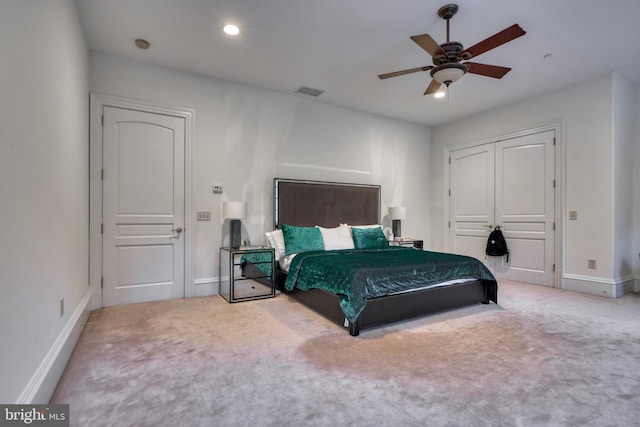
[448,130,555,286]
[102,106,185,306]
[493,131,555,285]
[449,143,495,261]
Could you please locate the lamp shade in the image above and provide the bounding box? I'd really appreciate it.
[431,64,467,85]
[223,201,246,220]
[388,206,406,220]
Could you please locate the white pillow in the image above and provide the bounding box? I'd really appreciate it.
[316,224,355,250]
[279,253,296,272]
[350,224,382,229]
[264,229,286,261]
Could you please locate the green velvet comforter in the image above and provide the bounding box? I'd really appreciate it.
[284,247,497,323]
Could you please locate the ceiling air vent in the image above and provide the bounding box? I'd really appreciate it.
[295,86,325,97]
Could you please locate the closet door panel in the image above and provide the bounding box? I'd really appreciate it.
[449,143,495,261]
[494,130,555,286]
[448,129,555,287]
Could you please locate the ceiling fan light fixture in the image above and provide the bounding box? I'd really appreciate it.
[431,63,467,85]
[434,91,446,98]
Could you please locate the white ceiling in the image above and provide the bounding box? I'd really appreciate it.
[76,0,640,127]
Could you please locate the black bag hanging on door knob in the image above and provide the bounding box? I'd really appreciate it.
[486,226,509,262]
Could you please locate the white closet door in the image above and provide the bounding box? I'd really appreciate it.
[102,106,186,306]
[448,130,555,287]
[449,143,495,261]
[493,130,555,286]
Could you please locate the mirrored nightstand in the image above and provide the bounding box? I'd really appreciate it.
[219,247,275,302]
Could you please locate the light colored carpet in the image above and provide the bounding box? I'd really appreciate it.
[51,281,640,427]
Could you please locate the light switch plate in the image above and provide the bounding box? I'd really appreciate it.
[197,211,211,221]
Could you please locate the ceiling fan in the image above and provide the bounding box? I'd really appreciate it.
[378,4,526,95]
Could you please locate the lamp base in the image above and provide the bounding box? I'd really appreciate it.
[230,219,241,249]
[392,219,401,238]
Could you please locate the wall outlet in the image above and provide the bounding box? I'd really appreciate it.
[59,298,64,317]
[588,259,597,269]
[212,184,223,194]
[197,211,211,221]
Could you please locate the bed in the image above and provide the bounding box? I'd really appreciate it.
[267,178,497,336]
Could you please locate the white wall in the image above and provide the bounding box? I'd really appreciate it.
[431,74,636,296]
[89,53,431,295]
[612,73,635,289]
[0,1,90,403]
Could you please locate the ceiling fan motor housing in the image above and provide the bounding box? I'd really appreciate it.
[434,41,465,65]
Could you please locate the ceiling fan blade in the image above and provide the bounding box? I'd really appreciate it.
[424,79,442,95]
[462,24,526,59]
[410,34,447,58]
[378,66,433,80]
[464,62,512,79]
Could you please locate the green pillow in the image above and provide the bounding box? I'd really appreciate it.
[281,224,324,255]
[351,226,389,249]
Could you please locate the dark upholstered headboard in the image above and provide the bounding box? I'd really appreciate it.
[273,178,381,229]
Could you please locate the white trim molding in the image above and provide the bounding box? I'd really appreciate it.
[17,289,92,403]
[89,93,196,309]
[563,274,635,298]
[193,277,219,297]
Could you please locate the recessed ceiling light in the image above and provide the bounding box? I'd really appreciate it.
[295,86,325,97]
[434,91,446,98]
[135,38,150,49]
[223,24,240,36]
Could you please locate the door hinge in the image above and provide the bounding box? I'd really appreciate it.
[101,169,104,180]
[101,115,104,126]
[100,277,103,289]
[552,264,556,272]
[552,179,556,188]
[553,137,556,146]
[448,189,451,196]
[448,221,451,228]
[448,157,451,164]
[101,223,104,234]
[553,222,556,230]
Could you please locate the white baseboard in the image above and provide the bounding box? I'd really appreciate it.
[17,289,92,404]
[563,274,634,298]
[193,277,219,297]
[620,275,637,294]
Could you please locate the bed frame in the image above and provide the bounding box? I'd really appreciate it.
[273,178,493,336]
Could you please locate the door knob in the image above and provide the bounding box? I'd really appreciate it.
[172,227,183,233]
[483,224,493,229]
